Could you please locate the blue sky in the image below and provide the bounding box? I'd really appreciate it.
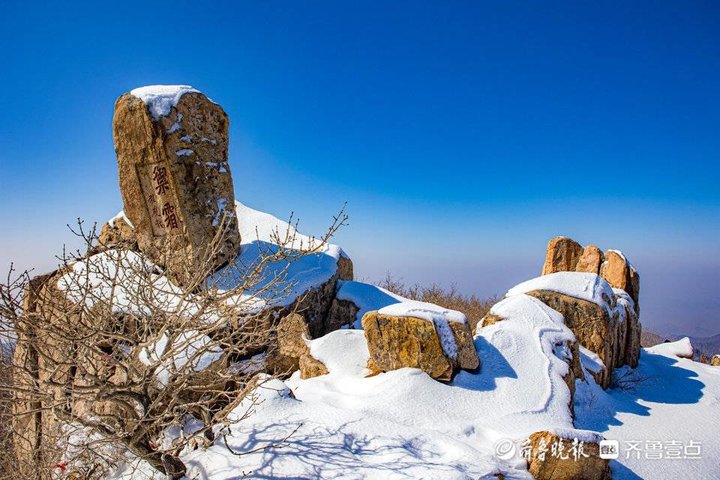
[1,1,718,336]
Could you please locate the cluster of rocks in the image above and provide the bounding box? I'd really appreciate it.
[14,86,645,480]
[536,237,642,388]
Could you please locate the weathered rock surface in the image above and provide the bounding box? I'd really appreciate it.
[526,431,611,480]
[575,245,604,275]
[711,355,720,366]
[267,313,311,375]
[541,238,640,314]
[361,312,478,381]
[541,237,583,275]
[325,297,360,332]
[525,290,627,389]
[113,86,240,287]
[599,251,630,294]
[299,352,329,379]
[98,214,137,249]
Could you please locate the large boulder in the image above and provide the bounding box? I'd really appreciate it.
[541,238,640,315]
[113,85,240,287]
[541,237,584,275]
[527,291,617,389]
[362,308,479,381]
[575,245,604,275]
[508,272,640,388]
[599,251,630,294]
[526,431,611,480]
[711,355,720,367]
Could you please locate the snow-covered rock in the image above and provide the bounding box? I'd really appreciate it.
[646,337,694,359]
[503,272,641,388]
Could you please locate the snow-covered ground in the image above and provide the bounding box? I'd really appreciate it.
[576,342,720,479]
[100,203,719,480]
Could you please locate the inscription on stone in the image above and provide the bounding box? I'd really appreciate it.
[137,161,182,237]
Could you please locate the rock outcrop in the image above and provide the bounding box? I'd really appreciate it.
[505,270,641,388]
[541,237,640,313]
[525,289,622,388]
[526,431,611,480]
[98,213,137,249]
[362,310,479,381]
[113,86,240,287]
[711,355,720,366]
[541,237,583,276]
[575,245,604,275]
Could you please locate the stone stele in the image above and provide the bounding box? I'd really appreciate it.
[112,85,241,286]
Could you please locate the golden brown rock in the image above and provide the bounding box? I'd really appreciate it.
[575,245,604,275]
[98,215,136,248]
[479,312,505,328]
[299,353,329,379]
[113,88,240,287]
[600,250,630,293]
[541,237,584,276]
[525,290,620,389]
[362,311,478,381]
[711,355,720,367]
[526,431,611,480]
[623,304,641,368]
[628,266,640,313]
[267,313,311,375]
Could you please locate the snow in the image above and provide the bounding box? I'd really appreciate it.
[108,209,133,228]
[336,280,405,325]
[58,201,720,480]
[378,301,467,325]
[646,337,694,359]
[105,269,720,480]
[210,200,344,308]
[575,341,720,479]
[507,272,623,317]
[60,200,345,315]
[138,330,223,386]
[162,292,578,479]
[307,329,370,378]
[129,85,200,120]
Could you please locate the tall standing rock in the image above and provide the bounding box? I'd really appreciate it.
[575,245,604,275]
[113,85,240,286]
[541,237,584,275]
[599,250,630,292]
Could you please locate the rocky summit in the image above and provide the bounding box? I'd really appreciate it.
[10,86,720,480]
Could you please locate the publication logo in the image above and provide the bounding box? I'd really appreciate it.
[599,440,619,459]
[494,438,516,460]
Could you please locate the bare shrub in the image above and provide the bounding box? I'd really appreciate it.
[375,274,499,332]
[0,208,346,479]
[610,367,651,393]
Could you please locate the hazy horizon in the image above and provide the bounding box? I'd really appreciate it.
[1,1,718,338]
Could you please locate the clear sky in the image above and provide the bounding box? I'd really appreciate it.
[1,1,718,336]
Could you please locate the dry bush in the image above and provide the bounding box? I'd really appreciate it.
[0,208,346,480]
[375,274,499,332]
